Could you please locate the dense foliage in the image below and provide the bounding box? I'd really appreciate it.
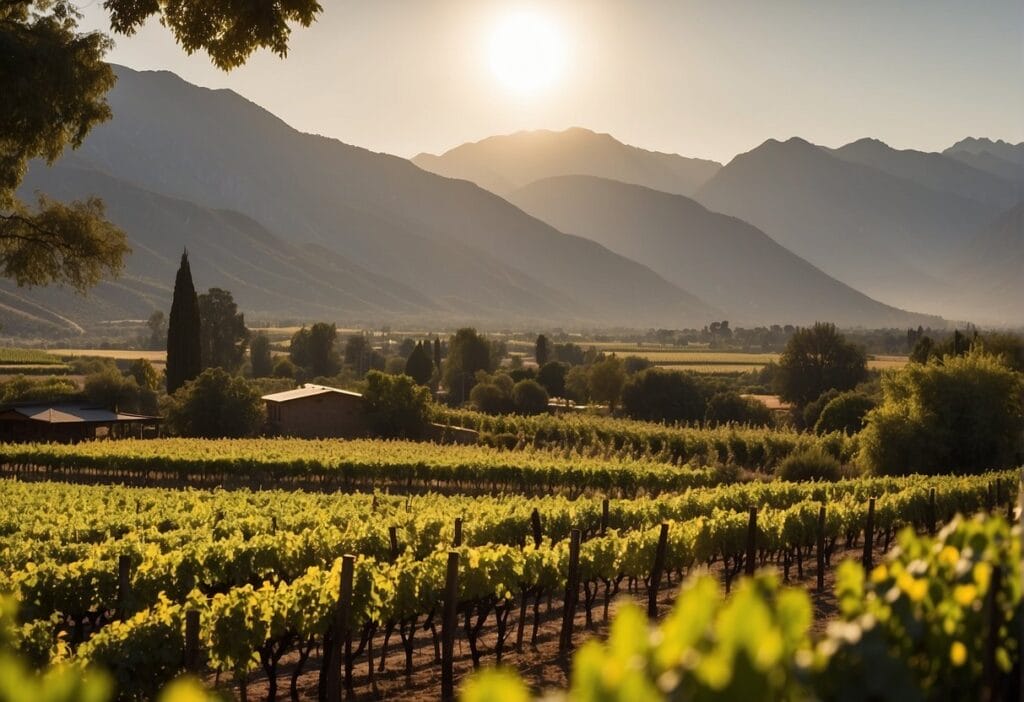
[463,513,1021,701]
[859,350,1023,475]
[164,369,264,438]
[778,323,868,406]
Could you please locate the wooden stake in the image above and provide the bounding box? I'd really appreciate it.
[600,498,609,536]
[324,555,355,702]
[745,508,757,576]
[388,526,399,560]
[184,609,200,673]
[647,523,669,618]
[441,552,460,702]
[862,498,875,571]
[453,517,463,547]
[816,505,826,593]
[559,529,582,651]
[530,508,542,547]
[117,555,131,618]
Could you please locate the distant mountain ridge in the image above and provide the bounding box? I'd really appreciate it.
[12,66,720,334]
[413,127,722,197]
[509,175,941,328]
[694,137,1002,316]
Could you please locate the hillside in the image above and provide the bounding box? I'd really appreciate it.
[510,175,940,327]
[695,137,997,314]
[941,202,1024,325]
[413,127,721,197]
[12,67,719,332]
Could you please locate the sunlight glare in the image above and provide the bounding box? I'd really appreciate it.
[488,10,567,97]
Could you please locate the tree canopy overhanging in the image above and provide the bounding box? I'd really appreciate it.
[0,0,322,290]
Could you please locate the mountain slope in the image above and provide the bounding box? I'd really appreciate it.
[21,66,718,329]
[509,175,939,327]
[941,202,1024,325]
[11,157,442,334]
[695,137,996,314]
[832,138,1021,210]
[413,127,721,198]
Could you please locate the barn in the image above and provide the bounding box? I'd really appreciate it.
[261,384,369,438]
[0,403,161,443]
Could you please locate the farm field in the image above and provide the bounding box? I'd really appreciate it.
[560,345,907,372]
[44,348,168,362]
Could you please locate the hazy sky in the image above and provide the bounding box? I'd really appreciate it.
[81,0,1024,163]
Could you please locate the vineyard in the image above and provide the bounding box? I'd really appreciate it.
[0,431,859,495]
[0,465,1019,701]
[0,347,62,365]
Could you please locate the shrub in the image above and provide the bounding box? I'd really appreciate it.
[705,391,773,426]
[777,447,842,482]
[814,392,875,435]
[858,350,1023,475]
[512,379,549,415]
[802,388,840,429]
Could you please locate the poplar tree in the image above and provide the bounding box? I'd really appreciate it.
[166,251,201,394]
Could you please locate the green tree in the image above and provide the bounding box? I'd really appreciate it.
[292,323,339,377]
[858,350,1023,475]
[537,361,568,398]
[433,337,442,371]
[272,356,296,379]
[512,379,549,415]
[588,356,626,411]
[704,391,772,426]
[128,358,159,391]
[621,368,707,423]
[165,251,201,394]
[84,366,157,415]
[344,334,371,374]
[564,365,590,403]
[404,341,434,385]
[443,328,492,403]
[198,287,249,372]
[249,333,273,378]
[814,392,875,435]
[165,367,264,438]
[777,323,867,406]
[361,371,430,439]
[534,334,550,367]
[3,0,321,294]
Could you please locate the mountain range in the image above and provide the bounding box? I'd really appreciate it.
[508,175,931,327]
[10,66,1020,336]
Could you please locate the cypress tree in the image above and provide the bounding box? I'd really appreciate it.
[166,250,202,394]
[433,337,442,370]
[405,341,434,385]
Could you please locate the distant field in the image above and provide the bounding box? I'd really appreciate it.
[582,347,905,373]
[47,349,167,366]
[0,348,61,365]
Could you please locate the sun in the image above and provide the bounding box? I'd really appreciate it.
[488,10,567,96]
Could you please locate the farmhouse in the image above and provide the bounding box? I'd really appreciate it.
[262,384,369,438]
[0,403,160,443]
